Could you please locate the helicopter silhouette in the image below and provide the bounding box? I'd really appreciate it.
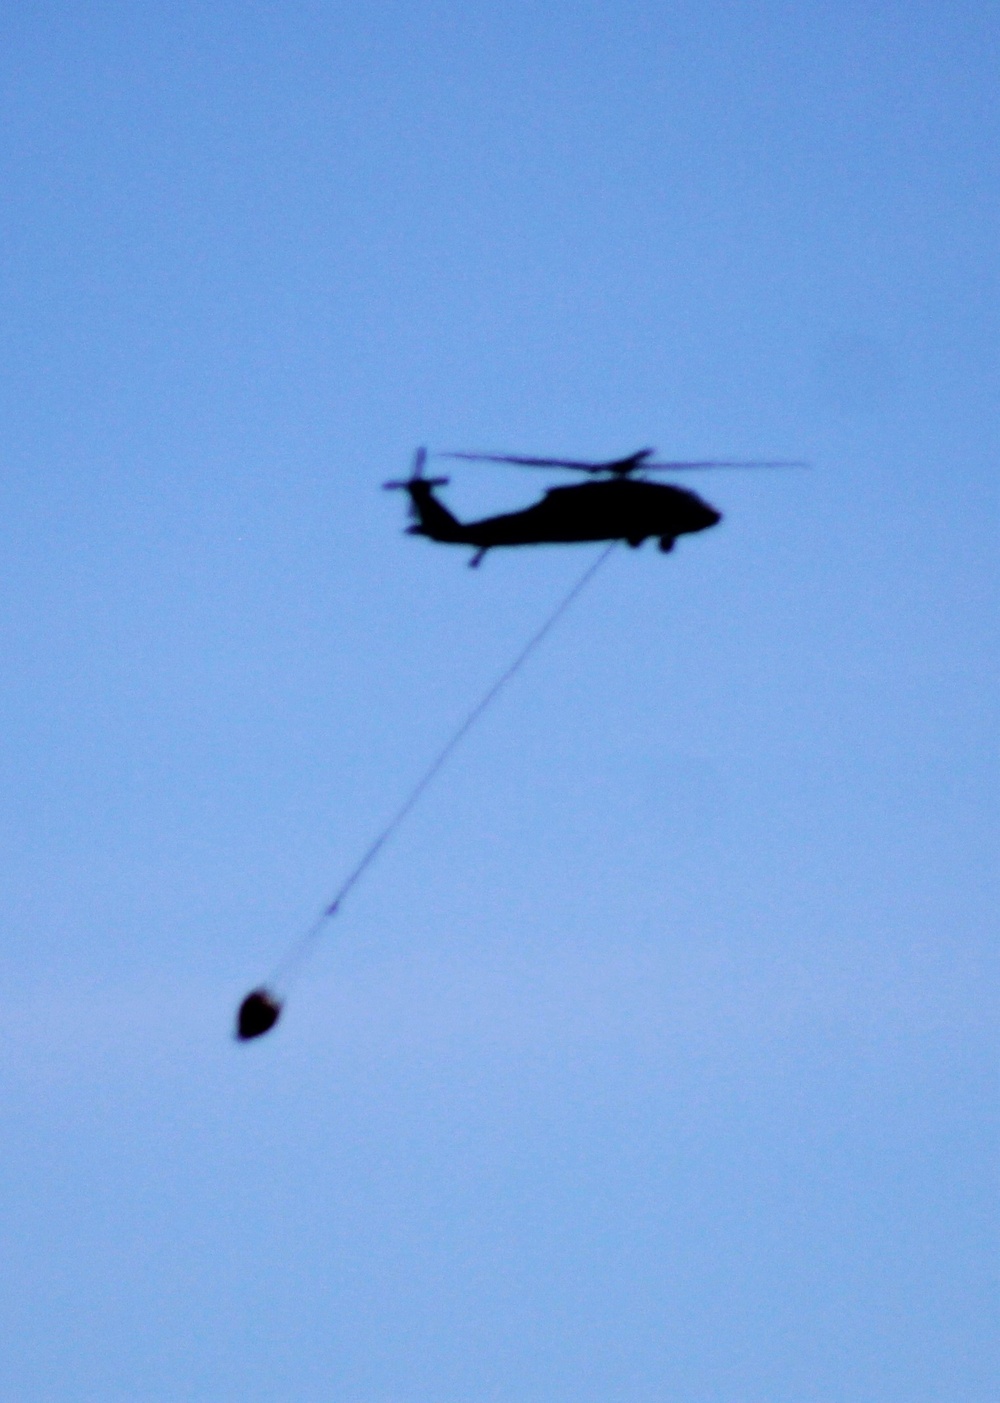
[386,447,803,566]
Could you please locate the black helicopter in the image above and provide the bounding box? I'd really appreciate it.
[386,447,802,566]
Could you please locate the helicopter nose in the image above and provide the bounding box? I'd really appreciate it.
[701,505,722,528]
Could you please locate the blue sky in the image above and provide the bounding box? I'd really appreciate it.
[1,3,996,1399]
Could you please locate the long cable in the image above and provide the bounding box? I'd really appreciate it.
[266,543,617,990]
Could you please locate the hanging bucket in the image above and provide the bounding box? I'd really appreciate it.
[236,988,282,1041]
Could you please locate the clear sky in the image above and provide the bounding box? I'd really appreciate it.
[1,2,996,1399]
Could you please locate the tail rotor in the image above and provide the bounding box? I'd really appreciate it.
[384,446,449,493]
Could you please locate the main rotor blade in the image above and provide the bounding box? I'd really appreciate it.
[643,460,809,471]
[441,450,808,476]
[441,451,612,471]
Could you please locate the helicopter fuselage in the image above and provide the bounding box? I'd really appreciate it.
[402,476,722,563]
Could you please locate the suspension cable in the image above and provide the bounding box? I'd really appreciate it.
[263,543,617,993]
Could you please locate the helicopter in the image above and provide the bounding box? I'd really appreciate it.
[385,447,803,566]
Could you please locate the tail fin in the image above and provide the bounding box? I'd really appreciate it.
[384,448,467,542]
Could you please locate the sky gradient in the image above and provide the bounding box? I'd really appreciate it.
[1,3,996,1399]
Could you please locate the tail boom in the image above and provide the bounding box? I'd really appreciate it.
[402,480,470,543]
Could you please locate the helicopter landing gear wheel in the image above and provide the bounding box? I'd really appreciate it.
[658,536,675,552]
[627,537,643,548]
